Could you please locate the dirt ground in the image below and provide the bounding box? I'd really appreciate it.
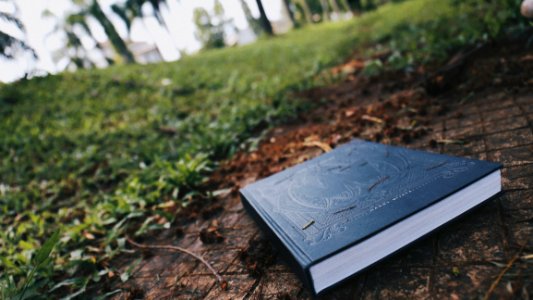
[102,38,533,299]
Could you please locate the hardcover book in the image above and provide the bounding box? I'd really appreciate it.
[240,139,502,295]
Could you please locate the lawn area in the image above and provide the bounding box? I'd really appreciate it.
[0,0,525,297]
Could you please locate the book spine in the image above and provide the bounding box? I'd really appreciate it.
[239,191,315,293]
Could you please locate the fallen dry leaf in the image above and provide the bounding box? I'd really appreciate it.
[83,232,95,240]
[436,139,465,145]
[345,108,357,117]
[303,140,332,152]
[361,114,385,124]
[157,200,176,209]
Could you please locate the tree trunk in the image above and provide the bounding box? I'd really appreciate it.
[364,0,376,11]
[281,0,296,27]
[329,0,341,15]
[298,0,313,23]
[320,0,330,21]
[90,0,134,63]
[338,0,352,13]
[239,0,261,35]
[347,0,362,12]
[151,3,181,54]
[255,0,273,35]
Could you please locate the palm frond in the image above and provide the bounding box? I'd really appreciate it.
[111,4,131,31]
[0,11,24,29]
[66,11,92,36]
[0,30,35,58]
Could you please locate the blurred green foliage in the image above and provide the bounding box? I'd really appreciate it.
[193,0,230,49]
[0,0,526,297]
[361,0,528,73]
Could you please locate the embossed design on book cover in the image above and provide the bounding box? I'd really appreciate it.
[251,141,476,245]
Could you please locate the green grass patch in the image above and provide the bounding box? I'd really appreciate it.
[0,0,526,297]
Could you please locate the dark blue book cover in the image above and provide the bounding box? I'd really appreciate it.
[240,139,501,294]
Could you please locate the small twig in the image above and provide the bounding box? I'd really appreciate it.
[426,161,448,171]
[483,244,526,300]
[435,139,465,145]
[334,204,357,215]
[338,165,352,172]
[126,236,227,289]
[158,126,178,135]
[521,253,533,260]
[368,175,390,191]
[302,220,315,230]
[303,140,332,153]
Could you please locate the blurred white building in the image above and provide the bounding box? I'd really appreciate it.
[128,41,163,64]
[99,40,163,64]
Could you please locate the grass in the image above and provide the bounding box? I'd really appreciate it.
[0,0,526,297]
